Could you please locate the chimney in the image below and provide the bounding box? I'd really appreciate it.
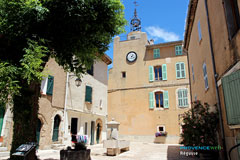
[149,39,154,45]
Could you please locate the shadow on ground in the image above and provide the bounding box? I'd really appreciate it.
[167,146,199,160]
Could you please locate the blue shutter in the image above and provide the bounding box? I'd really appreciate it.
[149,66,154,82]
[162,64,167,80]
[175,46,182,55]
[163,91,169,108]
[85,86,92,103]
[46,75,54,95]
[198,20,202,41]
[149,92,154,109]
[176,63,180,79]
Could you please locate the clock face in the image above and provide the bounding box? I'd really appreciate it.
[126,51,137,62]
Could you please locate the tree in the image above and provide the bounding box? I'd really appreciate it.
[0,0,126,159]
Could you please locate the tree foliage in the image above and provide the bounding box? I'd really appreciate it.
[0,0,126,158]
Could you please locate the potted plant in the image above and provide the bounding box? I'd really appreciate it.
[180,101,219,159]
[154,131,167,143]
[60,140,91,160]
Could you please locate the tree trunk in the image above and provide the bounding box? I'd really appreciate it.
[10,80,40,160]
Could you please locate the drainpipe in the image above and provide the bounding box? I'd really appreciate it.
[183,48,193,104]
[63,72,69,143]
[204,0,227,159]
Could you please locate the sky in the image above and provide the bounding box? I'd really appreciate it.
[106,0,190,69]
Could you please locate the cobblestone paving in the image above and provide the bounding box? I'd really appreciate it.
[0,142,200,160]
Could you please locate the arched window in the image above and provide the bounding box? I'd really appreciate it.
[52,115,61,142]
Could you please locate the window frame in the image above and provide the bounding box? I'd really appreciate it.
[202,63,209,90]
[157,125,166,133]
[176,62,186,79]
[153,48,160,59]
[154,66,162,81]
[177,89,189,108]
[198,20,202,42]
[175,45,182,55]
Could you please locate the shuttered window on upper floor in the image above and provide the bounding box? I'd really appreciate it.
[176,62,186,79]
[85,86,92,103]
[46,75,54,95]
[178,89,188,107]
[175,45,182,55]
[202,63,209,90]
[198,20,202,41]
[149,91,169,109]
[222,70,240,125]
[149,65,167,82]
[153,48,160,59]
[223,0,240,39]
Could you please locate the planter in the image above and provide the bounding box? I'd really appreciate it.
[154,136,166,143]
[199,150,218,160]
[60,149,91,160]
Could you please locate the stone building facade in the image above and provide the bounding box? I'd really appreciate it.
[0,55,111,150]
[108,31,191,144]
[184,0,240,159]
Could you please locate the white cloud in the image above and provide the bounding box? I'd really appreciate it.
[145,26,180,42]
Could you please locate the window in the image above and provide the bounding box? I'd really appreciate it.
[130,36,136,40]
[155,92,164,108]
[192,64,195,81]
[149,91,169,109]
[202,63,209,90]
[154,66,162,80]
[175,45,182,55]
[153,48,160,58]
[223,0,240,39]
[157,125,165,132]
[85,86,92,103]
[178,89,188,107]
[87,65,94,76]
[41,75,54,95]
[122,72,126,78]
[222,70,240,125]
[176,62,186,79]
[149,64,167,82]
[84,122,88,135]
[198,20,202,41]
[194,94,197,101]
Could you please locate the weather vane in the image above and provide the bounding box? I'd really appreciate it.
[131,0,141,32]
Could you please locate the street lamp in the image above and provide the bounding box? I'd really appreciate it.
[75,78,82,87]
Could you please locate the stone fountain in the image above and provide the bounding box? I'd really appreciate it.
[103,118,130,156]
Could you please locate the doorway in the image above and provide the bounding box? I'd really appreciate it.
[71,118,78,142]
[90,121,95,145]
[52,115,61,142]
[36,118,42,148]
[96,123,100,144]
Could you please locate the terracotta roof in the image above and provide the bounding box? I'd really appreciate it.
[183,0,198,50]
[146,40,183,49]
[101,53,112,65]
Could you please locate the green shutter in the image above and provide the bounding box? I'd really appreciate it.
[175,46,182,55]
[85,86,92,103]
[149,92,154,109]
[0,105,5,136]
[178,90,183,107]
[176,63,180,79]
[222,71,240,125]
[149,66,154,82]
[153,49,160,58]
[46,75,54,95]
[162,64,167,80]
[181,63,186,78]
[163,91,169,108]
[183,89,188,106]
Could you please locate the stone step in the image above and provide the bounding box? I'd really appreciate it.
[51,144,66,150]
[0,147,8,152]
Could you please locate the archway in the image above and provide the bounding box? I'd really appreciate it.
[95,118,103,144]
[52,115,61,142]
